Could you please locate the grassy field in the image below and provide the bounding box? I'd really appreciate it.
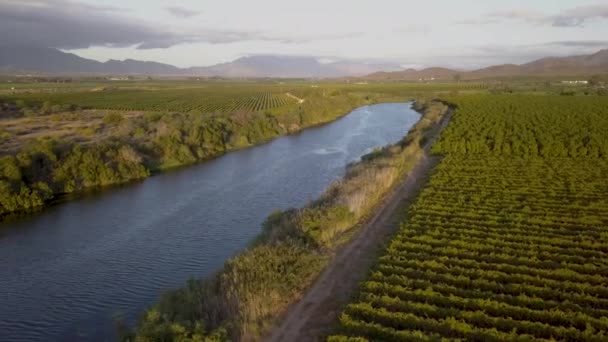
[330,95,608,341]
[1,80,488,111]
[5,86,295,113]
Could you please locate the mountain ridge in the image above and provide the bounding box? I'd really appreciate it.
[0,47,400,78]
[363,49,608,80]
[1,46,607,79]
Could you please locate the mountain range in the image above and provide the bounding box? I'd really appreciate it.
[364,49,608,80]
[1,46,607,79]
[0,46,400,78]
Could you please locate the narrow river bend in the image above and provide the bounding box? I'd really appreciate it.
[0,102,420,341]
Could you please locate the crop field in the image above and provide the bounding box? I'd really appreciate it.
[432,95,608,157]
[1,81,492,114]
[6,87,296,113]
[330,95,608,341]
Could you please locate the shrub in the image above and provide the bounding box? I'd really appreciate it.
[103,112,125,125]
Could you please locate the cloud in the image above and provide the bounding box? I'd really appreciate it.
[275,32,364,44]
[393,25,431,36]
[488,9,545,23]
[551,5,608,27]
[456,9,545,25]
[458,4,608,27]
[0,0,261,49]
[0,0,330,50]
[166,6,200,18]
[455,18,501,25]
[0,0,363,50]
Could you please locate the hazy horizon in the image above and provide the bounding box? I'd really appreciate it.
[2,0,608,69]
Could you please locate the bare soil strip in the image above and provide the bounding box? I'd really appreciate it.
[285,92,305,104]
[265,111,451,342]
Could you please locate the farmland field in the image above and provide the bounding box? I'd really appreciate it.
[0,80,478,218]
[4,87,295,113]
[2,81,490,113]
[330,95,608,341]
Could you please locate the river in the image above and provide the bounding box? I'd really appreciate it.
[0,102,420,341]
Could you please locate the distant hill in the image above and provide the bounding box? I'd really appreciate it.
[3,46,607,79]
[0,46,182,75]
[520,49,608,74]
[0,47,400,78]
[187,55,401,78]
[363,49,608,80]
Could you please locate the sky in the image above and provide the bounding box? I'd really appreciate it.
[2,0,608,69]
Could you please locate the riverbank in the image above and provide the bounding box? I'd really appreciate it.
[1,102,419,342]
[128,100,449,341]
[266,104,452,342]
[0,92,399,220]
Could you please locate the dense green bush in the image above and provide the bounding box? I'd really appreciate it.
[0,98,79,117]
[0,140,149,216]
[103,112,124,124]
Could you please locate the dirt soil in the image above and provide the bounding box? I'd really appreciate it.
[265,111,452,342]
[0,110,143,154]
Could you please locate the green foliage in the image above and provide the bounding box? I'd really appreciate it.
[296,206,355,245]
[0,140,149,215]
[433,95,608,157]
[53,144,149,192]
[131,241,327,341]
[103,112,124,125]
[6,88,295,113]
[2,98,78,117]
[3,82,483,114]
[133,279,230,342]
[332,95,608,341]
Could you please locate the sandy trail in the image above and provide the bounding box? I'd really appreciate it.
[265,111,451,342]
[286,92,305,104]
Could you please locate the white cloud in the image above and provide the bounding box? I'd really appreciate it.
[166,6,200,18]
[0,0,360,50]
[459,4,608,28]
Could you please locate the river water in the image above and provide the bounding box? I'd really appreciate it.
[0,102,419,341]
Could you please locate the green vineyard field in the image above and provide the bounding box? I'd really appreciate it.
[8,88,295,113]
[2,82,488,114]
[432,95,608,157]
[330,95,608,341]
